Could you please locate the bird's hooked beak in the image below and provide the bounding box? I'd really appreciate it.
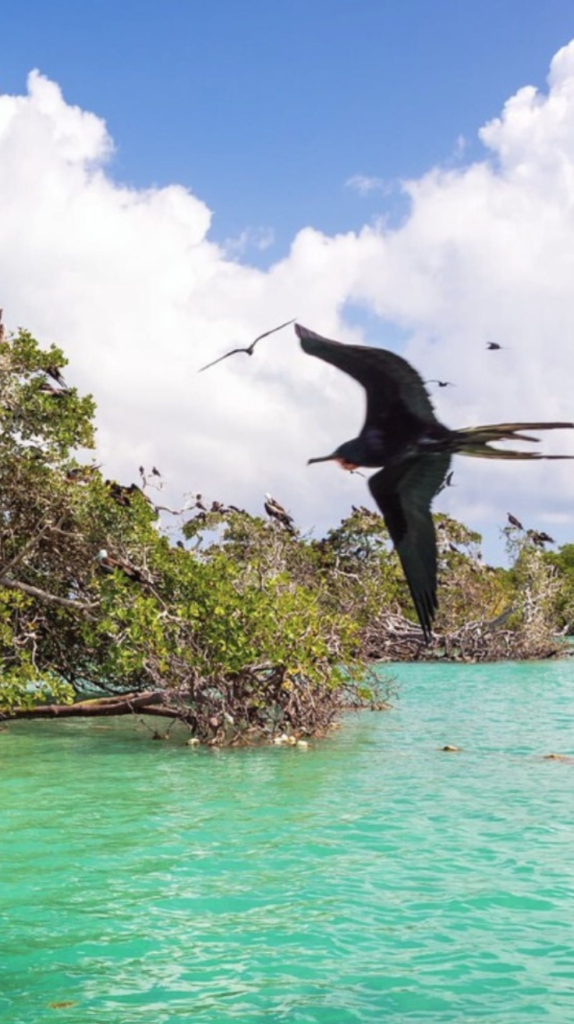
[307,455,359,471]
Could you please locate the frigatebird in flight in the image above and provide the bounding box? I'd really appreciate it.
[297,323,573,642]
[487,341,503,350]
[426,379,455,388]
[199,318,296,372]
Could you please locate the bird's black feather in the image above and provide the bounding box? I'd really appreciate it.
[368,454,450,641]
[296,324,439,428]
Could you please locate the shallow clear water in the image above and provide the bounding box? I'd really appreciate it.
[2,660,574,1024]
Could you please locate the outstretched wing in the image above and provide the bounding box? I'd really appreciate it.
[368,453,451,641]
[296,323,440,428]
[198,348,246,372]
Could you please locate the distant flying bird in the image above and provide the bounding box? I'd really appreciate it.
[199,318,296,372]
[426,379,455,388]
[507,513,524,530]
[486,341,503,350]
[437,470,455,494]
[297,323,574,642]
[264,493,295,533]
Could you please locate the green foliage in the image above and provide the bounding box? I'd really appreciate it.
[0,324,571,738]
[543,544,574,633]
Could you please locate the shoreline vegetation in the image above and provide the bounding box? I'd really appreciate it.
[1,326,573,744]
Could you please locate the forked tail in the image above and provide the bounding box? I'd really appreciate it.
[454,421,574,458]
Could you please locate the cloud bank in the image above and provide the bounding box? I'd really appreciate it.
[2,49,574,555]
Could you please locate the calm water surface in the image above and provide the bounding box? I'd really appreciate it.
[2,661,574,1023]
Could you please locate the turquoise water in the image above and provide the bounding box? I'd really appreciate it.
[2,661,574,1024]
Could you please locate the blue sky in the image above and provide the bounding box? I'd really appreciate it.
[4,1,574,254]
[2,2,574,566]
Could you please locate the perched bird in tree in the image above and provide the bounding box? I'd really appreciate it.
[507,513,524,530]
[527,529,555,546]
[426,379,455,388]
[106,480,152,508]
[199,318,296,372]
[46,365,67,388]
[152,466,161,477]
[264,493,295,533]
[65,463,100,483]
[95,549,148,584]
[38,381,66,398]
[487,341,503,350]
[297,323,574,642]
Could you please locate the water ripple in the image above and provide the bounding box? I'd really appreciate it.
[1,661,574,1022]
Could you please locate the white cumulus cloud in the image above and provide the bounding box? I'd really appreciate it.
[2,50,574,558]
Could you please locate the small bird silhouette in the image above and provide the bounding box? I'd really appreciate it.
[297,323,574,642]
[487,342,503,351]
[507,513,524,530]
[199,318,296,372]
[426,379,455,388]
[437,470,455,494]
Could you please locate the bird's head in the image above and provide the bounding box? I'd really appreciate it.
[307,438,367,471]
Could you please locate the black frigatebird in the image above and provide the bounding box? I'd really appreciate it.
[38,381,67,398]
[487,341,503,350]
[507,513,524,530]
[95,549,149,584]
[264,493,295,533]
[199,318,296,372]
[297,323,574,642]
[437,470,455,494]
[426,379,455,388]
[46,365,67,388]
[527,529,555,546]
